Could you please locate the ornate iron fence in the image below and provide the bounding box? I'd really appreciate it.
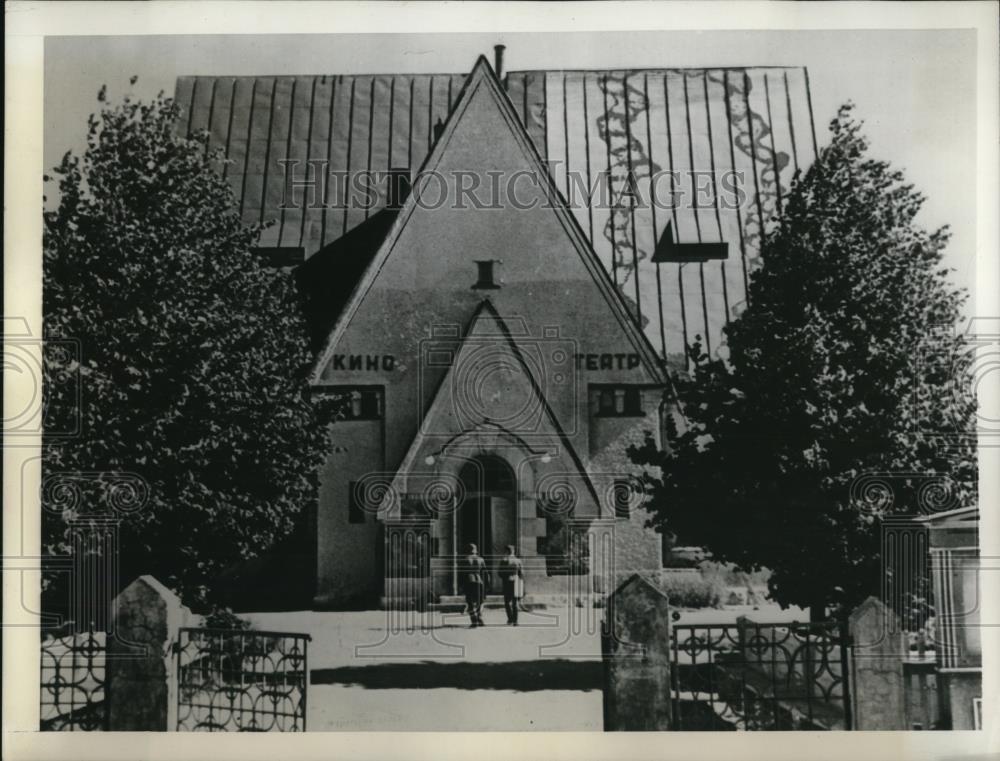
[671,620,852,730]
[40,624,108,731]
[175,628,310,731]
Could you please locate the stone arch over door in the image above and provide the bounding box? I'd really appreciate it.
[424,426,549,595]
[383,422,602,596]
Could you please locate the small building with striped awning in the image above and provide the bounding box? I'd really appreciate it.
[175,52,815,607]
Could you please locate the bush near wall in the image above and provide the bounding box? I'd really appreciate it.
[698,560,771,588]
[661,573,722,609]
[637,570,722,609]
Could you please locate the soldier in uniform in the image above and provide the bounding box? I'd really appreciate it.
[498,544,524,625]
[461,543,489,627]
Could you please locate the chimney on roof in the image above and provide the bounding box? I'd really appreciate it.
[387,168,411,210]
[493,45,506,79]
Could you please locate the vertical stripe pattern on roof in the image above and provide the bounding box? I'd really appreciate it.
[174,67,815,368]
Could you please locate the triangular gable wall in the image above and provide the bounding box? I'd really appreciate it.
[309,56,666,388]
[383,300,602,518]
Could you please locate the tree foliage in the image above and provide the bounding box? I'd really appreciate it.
[630,104,978,614]
[43,86,331,605]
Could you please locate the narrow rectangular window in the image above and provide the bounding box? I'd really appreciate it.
[594,386,645,418]
[472,260,502,289]
[624,387,642,415]
[599,389,616,415]
[359,389,381,419]
[340,388,383,420]
[613,389,625,414]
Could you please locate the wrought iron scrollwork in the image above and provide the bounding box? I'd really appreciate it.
[40,625,107,731]
[671,620,852,730]
[176,628,310,732]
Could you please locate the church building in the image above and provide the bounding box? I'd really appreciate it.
[174,50,814,607]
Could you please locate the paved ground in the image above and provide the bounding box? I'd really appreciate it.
[247,606,603,731]
[245,602,806,731]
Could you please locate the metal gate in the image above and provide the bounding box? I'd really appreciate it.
[175,627,310,731]
[40,624,108,731]
[671,620,852,730]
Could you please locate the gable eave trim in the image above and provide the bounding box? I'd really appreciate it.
[308,56,667,387]
[386,300,603,510]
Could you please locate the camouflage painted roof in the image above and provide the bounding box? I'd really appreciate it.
[174,67,817,367]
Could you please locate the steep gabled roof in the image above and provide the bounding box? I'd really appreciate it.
[307,55,667,386]
[294,206,398,350]
[176,63,813,367]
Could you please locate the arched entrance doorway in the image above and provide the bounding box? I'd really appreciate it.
[457,455,517,590]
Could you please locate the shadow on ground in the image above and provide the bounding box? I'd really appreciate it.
[311,659,602,691]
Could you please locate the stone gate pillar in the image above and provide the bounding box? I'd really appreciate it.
[107,575,192,731]
[601,573,673,730]
[848,596,907,730]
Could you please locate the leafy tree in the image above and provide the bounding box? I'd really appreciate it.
[630,104,977,617]
[42,85,332,607]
